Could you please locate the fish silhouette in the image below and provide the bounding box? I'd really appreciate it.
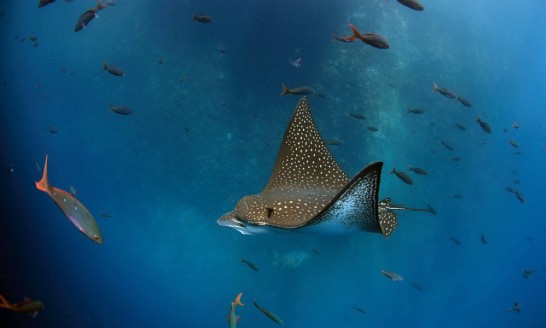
[218,97,432,236]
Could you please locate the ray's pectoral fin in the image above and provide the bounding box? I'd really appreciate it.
[308,162,389,235]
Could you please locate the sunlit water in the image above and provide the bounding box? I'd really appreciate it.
[1,1,546,327]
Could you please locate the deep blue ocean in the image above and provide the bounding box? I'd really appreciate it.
[1,0,546,327]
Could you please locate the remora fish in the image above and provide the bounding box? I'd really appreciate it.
[35,155,103,244]
[239,258,259,272]
[397,0,424,11]
[333,23,390,49]
[253,301,284,325]
[229,293,244,328]
[280,83,315,96]
[74,0,106,32]
[217,97,432,236]
[0,294,44,318]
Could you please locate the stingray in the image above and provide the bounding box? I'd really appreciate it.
[217,97,432,235]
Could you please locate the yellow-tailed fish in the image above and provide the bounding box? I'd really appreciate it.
[0,294,44,318]
[229,292,244,328]
[35,155,103,244]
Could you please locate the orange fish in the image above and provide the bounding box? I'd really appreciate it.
[229,292,244,328]
[333,23,390,49]
[0,294,44,318]
[35,155,103,244]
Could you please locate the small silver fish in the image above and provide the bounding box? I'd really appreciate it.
[70,185,78,196]
[457,97,472,107]
[514,190,526,204]
[454,123,466,131]
[522,269,534,279]
[74,0,106,32]
[349,112,366,120]
[391,168,413,185]
[449,237,461,246]
[408,166,428,175]
[253,301,284,325]
[411,281,424,291]
[506,302,521,313]
[239,258,259,272]
[441,140,454,151]
[280,83,315,96]
[109,105,133,115]
[352,306,367,314]
[380,270,404,281]
[397,0,424,11]
[407,108,424,114]
[103,62,125,76]
[476,117,492,133]
[433,82,457,99]
[325,138,343,146]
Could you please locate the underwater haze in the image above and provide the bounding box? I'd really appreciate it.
[1,0,546,327]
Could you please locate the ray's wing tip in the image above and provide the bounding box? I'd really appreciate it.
[369,161,384,170]
[295,95,311,108]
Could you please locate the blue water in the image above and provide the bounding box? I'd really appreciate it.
[1,0,546,327]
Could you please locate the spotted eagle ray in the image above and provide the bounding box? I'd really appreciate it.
[217,97,433,236]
